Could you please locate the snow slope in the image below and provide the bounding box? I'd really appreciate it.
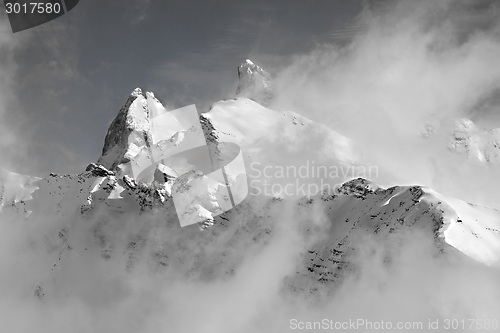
[202,97,362,198]
[0,169,40,214]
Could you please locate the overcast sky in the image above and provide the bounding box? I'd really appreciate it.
[0,0,365,175]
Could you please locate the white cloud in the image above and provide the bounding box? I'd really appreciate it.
[270,0,500,208]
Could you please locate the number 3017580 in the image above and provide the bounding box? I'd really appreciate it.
[5,2,61,14]
[443,319,499,330]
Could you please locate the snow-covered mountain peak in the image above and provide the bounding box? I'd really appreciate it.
[422,118,500,163]
[336,177,382,197]
[236,59,273,106]
[98,87,151,171]
[449,118,500,163]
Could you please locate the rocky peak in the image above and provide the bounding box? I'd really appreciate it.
[235,59,273,106]
[448,119,500,163]
[98,88,151,171]
[336,177,382,198]
[422,118,500,163]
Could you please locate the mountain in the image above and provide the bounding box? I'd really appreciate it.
[235,59,273,106]
[1,59,499,315]
[422,118,500,164]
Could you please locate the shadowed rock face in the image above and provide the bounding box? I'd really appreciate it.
[236,59,274,106]
[98,88,151,171]
[98,60,275,180]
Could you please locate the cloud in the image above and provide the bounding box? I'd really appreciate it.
[129,0,152,24]
[2,193,500,333]
[6,15,91,175]
[0,16,31,172]
[270,0,500,207]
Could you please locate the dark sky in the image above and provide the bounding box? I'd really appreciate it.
[0,0,365,175]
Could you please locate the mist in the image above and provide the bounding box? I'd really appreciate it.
[270,0,500,208]
[1,193,500,333]
[1,1,500,332]
[0,17,29,172]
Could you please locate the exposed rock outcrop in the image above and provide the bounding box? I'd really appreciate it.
[422,118,500,163]
[98,88,151,171]
[235,59,273,106]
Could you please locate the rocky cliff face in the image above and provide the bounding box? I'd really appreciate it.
[235,59,274,106]
[98,88,151,171]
